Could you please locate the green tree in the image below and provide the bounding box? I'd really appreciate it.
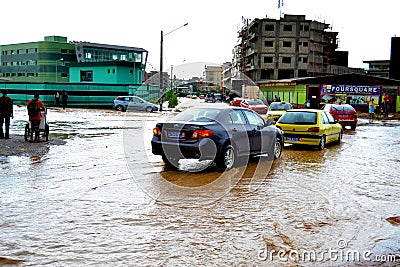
[164,89,178,108]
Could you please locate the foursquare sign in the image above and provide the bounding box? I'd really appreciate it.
[321,84,380,95]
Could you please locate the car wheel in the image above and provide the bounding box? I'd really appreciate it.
[116,105,125,112]
[215,145,236,172]
[146,106,153,113]
[350,124,356,130]
[318,135,326,150]
[274,137,283,159]
[161,153,179,170]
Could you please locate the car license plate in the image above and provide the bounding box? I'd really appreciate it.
[167,131,181,138]
[286,137,301,142]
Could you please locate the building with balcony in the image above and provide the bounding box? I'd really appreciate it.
[0,36,148,85]
[363,60,390,78]
[235,14,363,82]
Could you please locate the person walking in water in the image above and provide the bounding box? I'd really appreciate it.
[61,90,68,109]
[27,94,45,142]
[0,89,13,139]
[368,98,375,122]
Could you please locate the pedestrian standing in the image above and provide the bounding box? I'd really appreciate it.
[61,90,68,109]
[54,91,60,106]
[27,94,45,142]
[383,92,389,117]
[0,89,13,139]
[368,98,375,121]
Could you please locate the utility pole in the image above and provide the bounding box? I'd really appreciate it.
[159,23,188,111]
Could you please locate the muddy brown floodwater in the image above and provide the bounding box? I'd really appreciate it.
[0,105,399,266]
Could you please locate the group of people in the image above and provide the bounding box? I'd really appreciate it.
[54,90,68,109]
[0,90,69,142]
[368,92,390,120]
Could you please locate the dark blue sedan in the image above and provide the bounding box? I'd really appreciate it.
[151,105,283,171]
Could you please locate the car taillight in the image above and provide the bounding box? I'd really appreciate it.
[153,127,161,136]
[191,129,213,139]
[308,127,320,132]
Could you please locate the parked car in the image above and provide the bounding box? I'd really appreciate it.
[266,102,293,122]
[151,105,283,171]
[322,103,358,130]
[240,99,269,114]
[199,94,205,99]
[229,97,243,107]
[113,96,158,112]
[276,109,342,150]
[205,93,216,103]
[205,93,223,103]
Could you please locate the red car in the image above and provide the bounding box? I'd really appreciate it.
[323,103,358,130]
[229,97,243,107]
[240,99,269,114]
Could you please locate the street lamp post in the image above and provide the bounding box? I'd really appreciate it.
[159,23,188,111]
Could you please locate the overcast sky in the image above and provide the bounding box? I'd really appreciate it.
[2,0,398,78]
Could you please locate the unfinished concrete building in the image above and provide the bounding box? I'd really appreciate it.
[235,14,362,82]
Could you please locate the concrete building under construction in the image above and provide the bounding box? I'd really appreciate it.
[235,14,364,82]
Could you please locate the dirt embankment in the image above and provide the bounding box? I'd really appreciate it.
[0,134,65,157]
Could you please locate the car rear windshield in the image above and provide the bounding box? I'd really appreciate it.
[170,108,220,122]
[279,111,317,124]
[248,99,265,105]
[270,103,292,111]
[331,104,355,112]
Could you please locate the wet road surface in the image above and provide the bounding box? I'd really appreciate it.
[0,105,399,266]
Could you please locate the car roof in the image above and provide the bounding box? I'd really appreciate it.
[270,101,290,104]
[286,109,323,112]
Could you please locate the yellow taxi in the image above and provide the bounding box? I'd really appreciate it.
[266,102,292,122]
[275,109,343,150]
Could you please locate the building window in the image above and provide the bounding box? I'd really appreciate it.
[264,41,274,47]
[283,25,292,31]
[129,70,134,74]
[265,24,274,31]
[282,57,291,63]
[61,49,68,53]
[283,41,292,47]
[303,57,308,63]
[302,41,308,47]
[112,69,115,74]
[80,70,93,82]
[264,57,273,63]
[108,69,110,74]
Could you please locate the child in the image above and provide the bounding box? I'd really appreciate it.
[369,98,375,120]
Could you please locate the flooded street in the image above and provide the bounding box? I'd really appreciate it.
[1,105,399,266]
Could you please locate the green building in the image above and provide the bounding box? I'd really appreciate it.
[68,42,147,84]
[0,36,75,82]
[0,36,156,107]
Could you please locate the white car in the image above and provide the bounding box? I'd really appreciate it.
[112,96,158,112]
